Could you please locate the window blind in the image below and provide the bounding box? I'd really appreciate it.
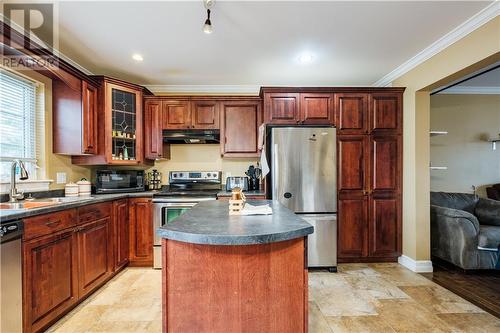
[0,70,37,181]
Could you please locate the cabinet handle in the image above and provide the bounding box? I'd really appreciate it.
[45,219,61,227]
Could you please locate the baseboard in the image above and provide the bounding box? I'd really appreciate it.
[398,255,433,273]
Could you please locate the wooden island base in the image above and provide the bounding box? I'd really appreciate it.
[162,238,308,333]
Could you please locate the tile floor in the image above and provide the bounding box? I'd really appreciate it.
[46,263,500,333]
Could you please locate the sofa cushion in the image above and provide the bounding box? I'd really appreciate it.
[475,198,500,226]
[478,225,500,250]
[430,192,478,214]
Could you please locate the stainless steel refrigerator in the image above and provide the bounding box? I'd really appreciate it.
[271,127,337,271]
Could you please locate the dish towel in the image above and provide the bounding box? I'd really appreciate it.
[240,203,273,215]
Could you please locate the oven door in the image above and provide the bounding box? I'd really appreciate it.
[153,202,197,246]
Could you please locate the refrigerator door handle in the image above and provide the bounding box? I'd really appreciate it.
[272,143,278,200]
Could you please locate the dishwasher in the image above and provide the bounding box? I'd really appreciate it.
[1,219,23,333]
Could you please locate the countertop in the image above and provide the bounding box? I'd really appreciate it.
[0,191,157,223]
[156,200,313,245]
[216,190,266,197]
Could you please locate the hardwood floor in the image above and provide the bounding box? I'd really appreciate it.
[46,264,500,332]
[421,259,500,318]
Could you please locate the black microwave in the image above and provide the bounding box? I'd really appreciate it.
[95,170,145,193]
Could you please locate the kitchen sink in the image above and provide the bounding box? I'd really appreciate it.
[0,197,95,211]
[0,201,57,210]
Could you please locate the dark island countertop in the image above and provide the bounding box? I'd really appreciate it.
[156,200,313,245]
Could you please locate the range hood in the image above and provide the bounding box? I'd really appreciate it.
[162,129,220,144]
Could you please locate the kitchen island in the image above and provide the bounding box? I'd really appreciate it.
[157,200,313,333]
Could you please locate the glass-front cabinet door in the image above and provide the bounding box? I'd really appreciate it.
[105,82,143,164]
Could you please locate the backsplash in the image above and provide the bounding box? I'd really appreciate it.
[147,144,257,185]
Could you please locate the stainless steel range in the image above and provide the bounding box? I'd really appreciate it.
[152,171,221,268]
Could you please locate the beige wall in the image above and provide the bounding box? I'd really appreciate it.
[393,17,500,261]
[148,145,257,184]
[21,70,92,189]
[430,94,500,197]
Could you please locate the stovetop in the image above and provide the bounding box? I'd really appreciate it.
[153,171,222,198]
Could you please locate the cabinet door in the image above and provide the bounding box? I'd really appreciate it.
[369,93,402,134]
[191,100,220,129]
[77,217,112,298]
[337,195,368,258]
[113,199,129,271]
[162,100,191,129]
[337,135,369,193]
[371,135,401,193]
[129,198,153,266]
[145,100,170,160]
[221,101,262,157]
[299,93,334,125]
[23,230,78,333]
[335,93,368,134]
[264,93,299,124]
[81,81,98,154]
[369,195,400,257]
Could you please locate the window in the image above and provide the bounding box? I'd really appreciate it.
[0,70,38,181]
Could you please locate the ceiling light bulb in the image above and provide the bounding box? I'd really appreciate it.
[203,9,213,34]
[299,54,313,64]
[132,54,143,62]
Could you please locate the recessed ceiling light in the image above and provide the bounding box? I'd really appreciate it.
[298,53,313,64]
[132,54,143,62]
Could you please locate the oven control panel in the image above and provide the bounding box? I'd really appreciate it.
[169,171,221,182]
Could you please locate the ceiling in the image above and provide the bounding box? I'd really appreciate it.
[54,1,493,88]
[456,66,500,87]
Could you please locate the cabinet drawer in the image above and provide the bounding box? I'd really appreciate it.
[24,209,77,240]
[78,202,112,224]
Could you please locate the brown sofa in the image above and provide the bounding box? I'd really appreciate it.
[486,184,500,201]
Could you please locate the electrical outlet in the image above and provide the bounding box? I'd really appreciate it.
[56,172,67,184]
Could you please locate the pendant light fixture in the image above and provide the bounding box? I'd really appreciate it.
[203,0,215,34]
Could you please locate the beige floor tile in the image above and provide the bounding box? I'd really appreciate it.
[376,299,454,333]
[308,301,333,333]
[310,273,378,316]
[344,275,410,300]
[400,285,485,314]
[371,265,435,287]
[437,313,500,333]
[326,315,396,333]
[85,320,151,333]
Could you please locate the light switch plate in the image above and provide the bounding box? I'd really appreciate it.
[56,172,67,184]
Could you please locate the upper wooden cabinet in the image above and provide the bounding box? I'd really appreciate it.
[191,100,220,129]
[144,99,170,160]
[220,100,262,158]
[335,93,368,134]
[72,76,147,165]
[53,76,98,155]
[262,89,334,125]
[369,93,402,134]
[300,93,334,124]
[263,92,299,124]
[160,99,220,130]
[162,99,191,129]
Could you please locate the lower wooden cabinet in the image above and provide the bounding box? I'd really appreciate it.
[23,230,79,333]
[129,198,153,266]
[337,195,368,259]
[77,217,113,298]
[113,199,130,270]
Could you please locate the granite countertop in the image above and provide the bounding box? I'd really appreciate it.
[216,190,266,197]
[156,200,313,245]
[0,191,157,223]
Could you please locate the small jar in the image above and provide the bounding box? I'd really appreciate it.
[77,178,92,197]
[65,182,79,197]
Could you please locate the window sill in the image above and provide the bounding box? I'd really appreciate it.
[0,179,53,194]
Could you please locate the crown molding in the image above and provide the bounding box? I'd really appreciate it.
[144,85,261,95]
[373,2,500,87]
[437,86,500,94]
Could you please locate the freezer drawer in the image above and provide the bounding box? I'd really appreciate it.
[301,214,337,270]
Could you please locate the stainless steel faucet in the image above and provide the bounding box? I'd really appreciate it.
[9,160,29,203]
